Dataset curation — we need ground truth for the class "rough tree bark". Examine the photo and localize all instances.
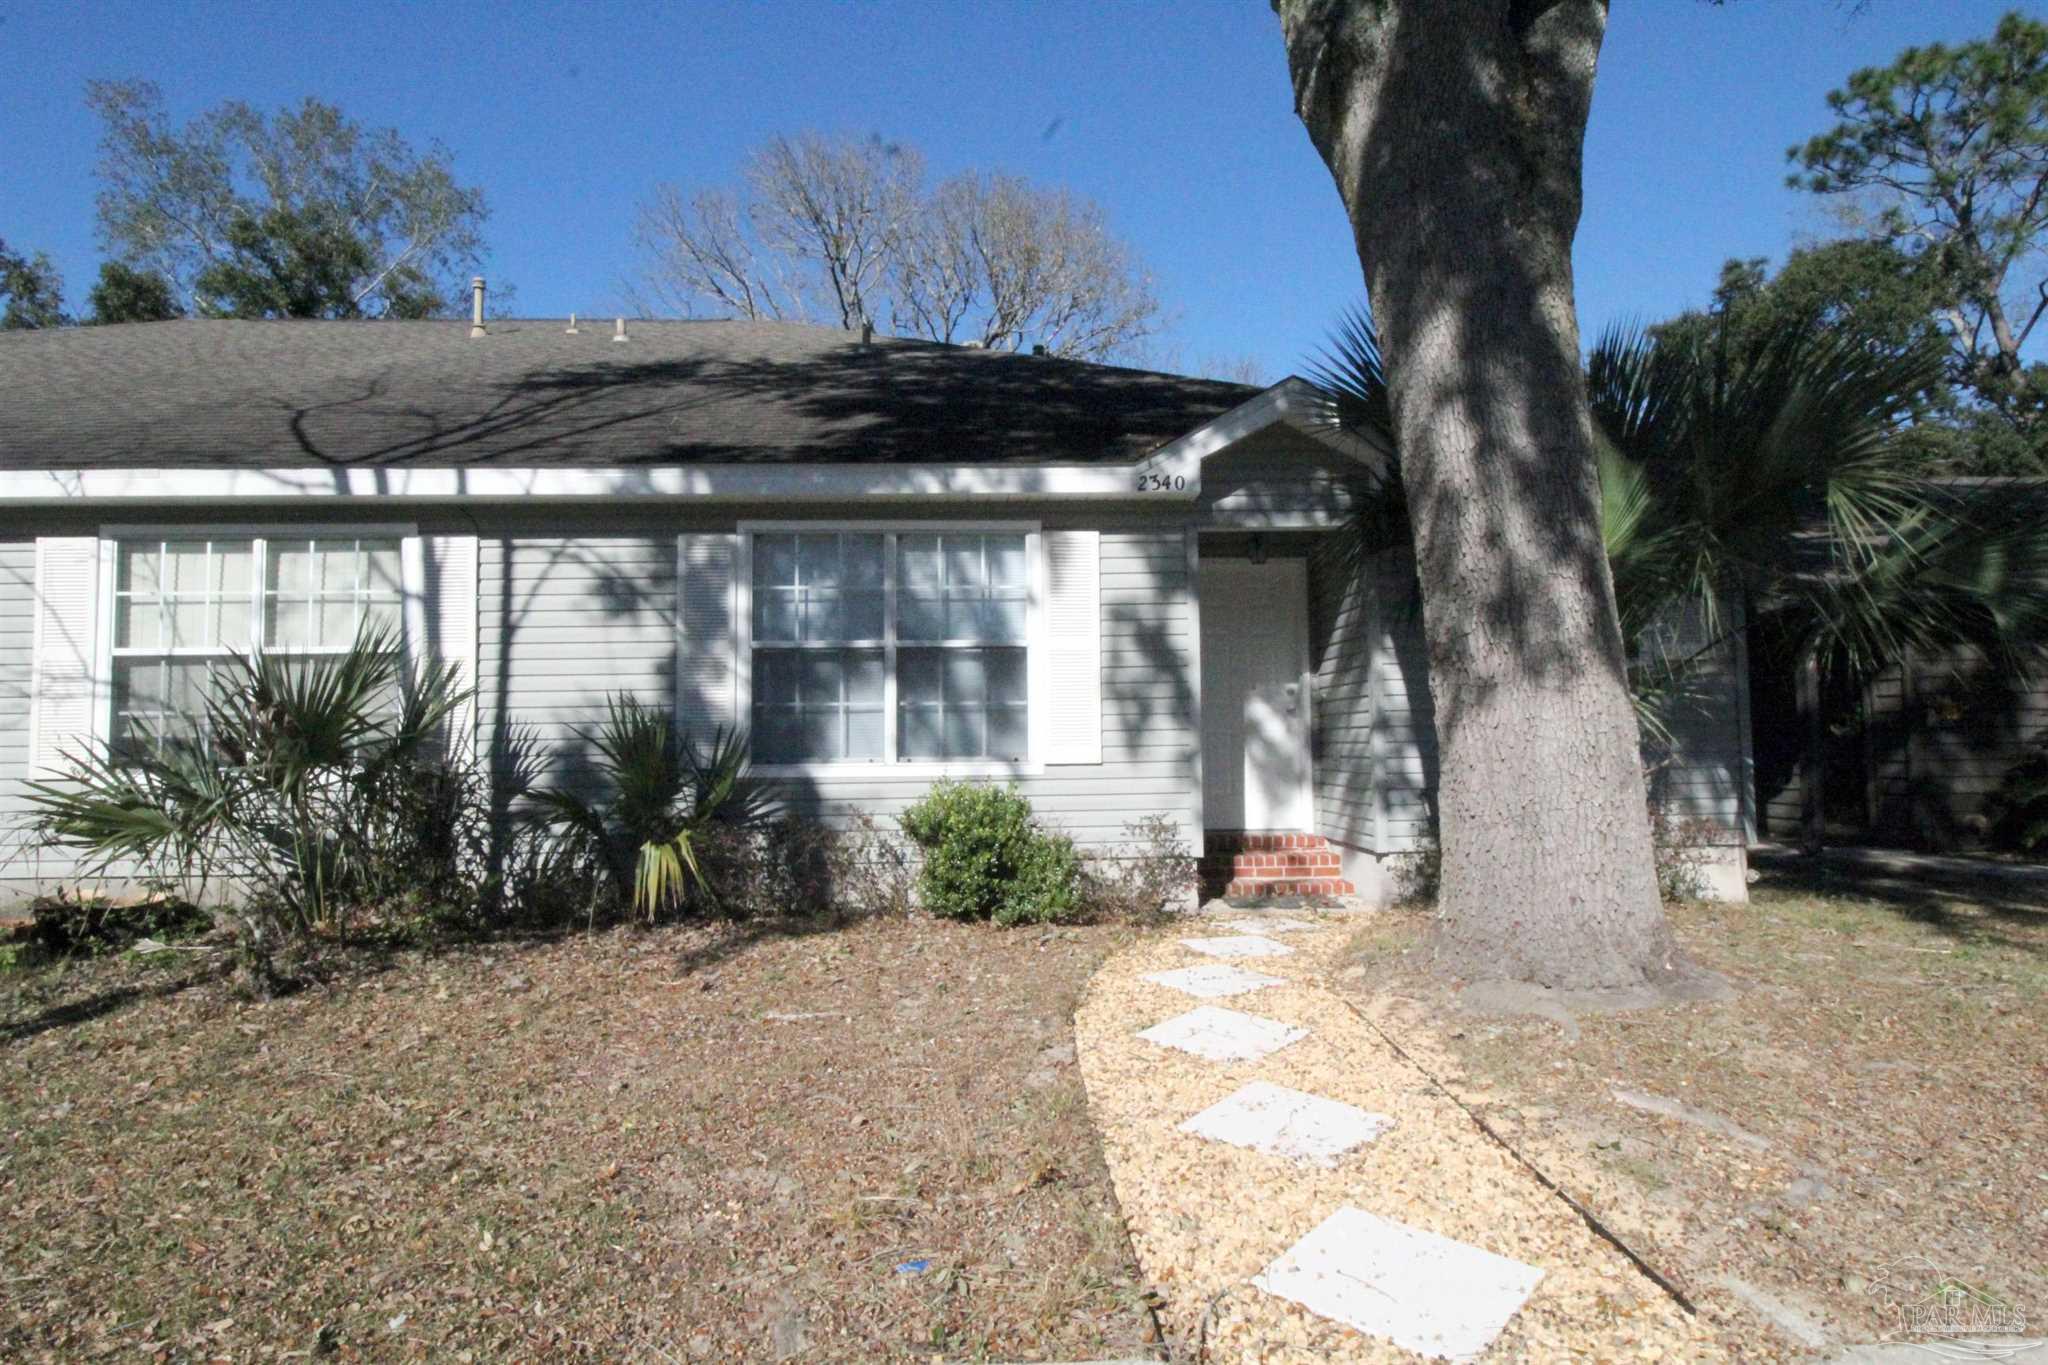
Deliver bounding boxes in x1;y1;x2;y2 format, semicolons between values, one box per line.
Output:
1274;0;1686;989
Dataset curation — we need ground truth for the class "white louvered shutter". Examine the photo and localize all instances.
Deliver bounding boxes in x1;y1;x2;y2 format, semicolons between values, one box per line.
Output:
676;533;739;743
428;535;480;759
30;537;103;779
1041;530;1102;765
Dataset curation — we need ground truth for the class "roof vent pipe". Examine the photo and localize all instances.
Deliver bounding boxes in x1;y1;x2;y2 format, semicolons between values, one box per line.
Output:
469;277;486;338
1031;343;1046;356
860;320;874;346
565;312;579;335
613;317;629;344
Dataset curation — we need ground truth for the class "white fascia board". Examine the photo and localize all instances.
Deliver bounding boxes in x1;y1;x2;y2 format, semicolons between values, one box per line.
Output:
1137;376;1390;487
0;380;1386;507
0;462;1165;506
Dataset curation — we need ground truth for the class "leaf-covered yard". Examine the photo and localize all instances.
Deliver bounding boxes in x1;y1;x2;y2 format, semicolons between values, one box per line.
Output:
1341;860;2047;1355
0;916;1158;1362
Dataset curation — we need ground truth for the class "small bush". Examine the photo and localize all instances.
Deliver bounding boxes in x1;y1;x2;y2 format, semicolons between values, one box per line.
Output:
1083;815;1197;921
1390;844;1440;906
686;817;846;921
1002;828;1084;926
24;888;211;957
1648;803;1721;902
898;781;1082;925
839;813;917;918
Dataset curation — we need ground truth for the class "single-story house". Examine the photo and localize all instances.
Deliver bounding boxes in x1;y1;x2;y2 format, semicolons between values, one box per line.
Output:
0;308;1755;905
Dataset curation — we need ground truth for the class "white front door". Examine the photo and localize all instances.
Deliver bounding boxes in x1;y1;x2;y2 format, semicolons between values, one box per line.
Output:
1199;557;1313;831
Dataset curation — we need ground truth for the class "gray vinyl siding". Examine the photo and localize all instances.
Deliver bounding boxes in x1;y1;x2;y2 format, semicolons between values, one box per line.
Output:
1308;539;1373;852
476;534;678;789
466;523;1195;855
1307;543;1438;856
754;528;1198;853
1862;647;2045;842
1197;427;1362;528
1642;605;1752;845
1309;544;1750;855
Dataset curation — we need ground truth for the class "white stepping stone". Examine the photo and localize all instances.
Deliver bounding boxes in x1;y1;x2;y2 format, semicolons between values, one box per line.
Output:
1254;1207;1544;1360
1181;934;1294;959
1141;964;1288;999
1178;1081;1394;1166
1137;1006;1308;1062
1219;915;1317;934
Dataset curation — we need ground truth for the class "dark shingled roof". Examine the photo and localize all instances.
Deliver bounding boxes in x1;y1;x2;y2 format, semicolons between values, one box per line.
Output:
0;318;1257;470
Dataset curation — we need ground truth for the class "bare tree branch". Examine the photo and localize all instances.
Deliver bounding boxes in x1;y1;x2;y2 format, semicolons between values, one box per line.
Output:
632;133;1162;362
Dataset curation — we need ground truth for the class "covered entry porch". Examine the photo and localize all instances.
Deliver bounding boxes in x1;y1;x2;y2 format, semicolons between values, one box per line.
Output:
1195;530;1378;902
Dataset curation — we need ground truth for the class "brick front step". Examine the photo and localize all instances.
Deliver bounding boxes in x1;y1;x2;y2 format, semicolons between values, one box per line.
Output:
1218;878;1354;899
1201;831;1355;901
1200;852;1341;875
1206;831;1331;853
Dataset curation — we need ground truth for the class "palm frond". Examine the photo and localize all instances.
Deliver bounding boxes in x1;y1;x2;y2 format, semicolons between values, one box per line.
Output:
634;830;705;922
1305;301;1394;449
1306;302;1416;607
685;726;769;828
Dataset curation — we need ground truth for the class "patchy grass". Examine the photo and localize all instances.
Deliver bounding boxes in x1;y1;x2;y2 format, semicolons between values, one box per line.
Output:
0;916;1158;1362
1340;864;2047;1353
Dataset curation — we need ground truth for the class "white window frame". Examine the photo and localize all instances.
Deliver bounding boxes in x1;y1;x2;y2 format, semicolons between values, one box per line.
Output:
737;520;1045;778
92;522;421;753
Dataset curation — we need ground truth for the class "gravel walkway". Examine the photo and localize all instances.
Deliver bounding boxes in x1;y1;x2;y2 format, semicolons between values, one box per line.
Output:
1074;915;1726;1362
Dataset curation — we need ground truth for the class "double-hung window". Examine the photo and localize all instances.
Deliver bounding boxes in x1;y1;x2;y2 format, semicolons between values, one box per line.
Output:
109;535;404;755
747;528;1033;767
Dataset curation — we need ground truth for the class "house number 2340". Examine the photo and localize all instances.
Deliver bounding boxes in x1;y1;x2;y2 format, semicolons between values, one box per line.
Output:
1136;472;1186;491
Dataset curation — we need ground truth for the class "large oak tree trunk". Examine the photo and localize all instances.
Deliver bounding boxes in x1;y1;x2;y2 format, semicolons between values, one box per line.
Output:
1276;0;1683;988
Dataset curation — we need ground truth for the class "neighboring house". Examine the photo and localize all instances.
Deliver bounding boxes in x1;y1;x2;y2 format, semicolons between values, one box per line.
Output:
1752;481;2048;849
0;312;1754;904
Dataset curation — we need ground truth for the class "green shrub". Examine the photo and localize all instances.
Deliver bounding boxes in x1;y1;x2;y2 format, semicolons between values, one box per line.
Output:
1002;827;1084;926
898;781;1082;925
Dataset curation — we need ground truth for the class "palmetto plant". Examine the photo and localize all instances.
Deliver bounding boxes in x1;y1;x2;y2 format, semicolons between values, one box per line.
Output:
527;697;765;921
1314;303;2048;737
1586;316;2048;686
27;624;470;938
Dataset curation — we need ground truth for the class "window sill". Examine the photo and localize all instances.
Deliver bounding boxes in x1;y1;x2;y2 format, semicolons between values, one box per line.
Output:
749;759;1045;781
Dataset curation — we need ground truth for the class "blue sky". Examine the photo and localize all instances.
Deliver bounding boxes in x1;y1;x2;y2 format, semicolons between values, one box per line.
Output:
0;0;2032;379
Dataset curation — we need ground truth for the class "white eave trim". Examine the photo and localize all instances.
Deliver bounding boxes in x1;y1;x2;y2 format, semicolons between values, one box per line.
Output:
0;376;1385;506
0;463;1159;506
